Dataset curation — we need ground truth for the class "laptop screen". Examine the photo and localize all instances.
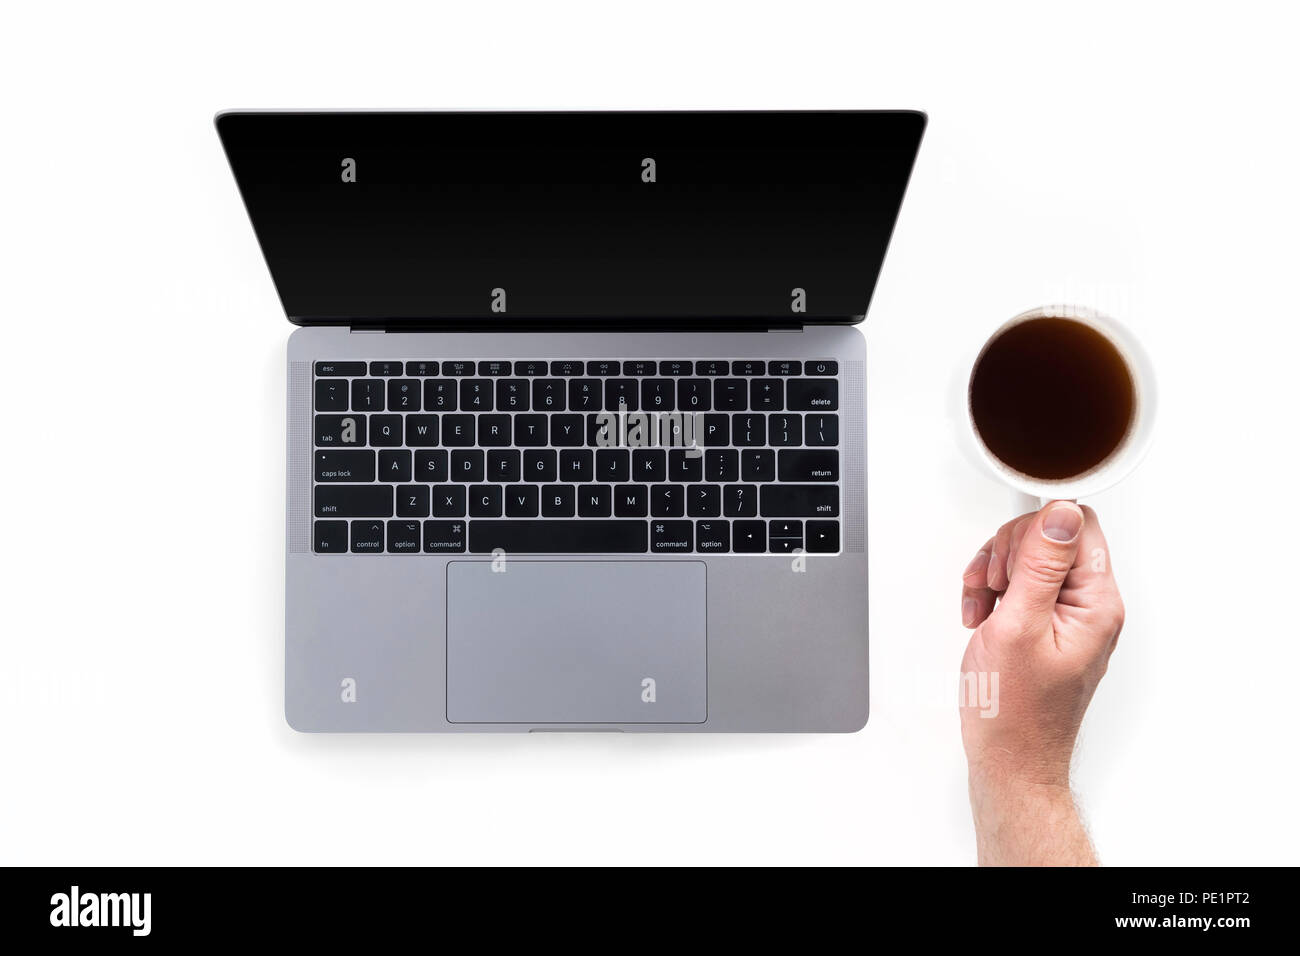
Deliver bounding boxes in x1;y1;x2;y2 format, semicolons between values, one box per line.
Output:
217;111;924;325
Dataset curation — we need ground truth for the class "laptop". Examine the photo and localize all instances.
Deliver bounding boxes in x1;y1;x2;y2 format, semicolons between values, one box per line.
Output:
217;110;925;732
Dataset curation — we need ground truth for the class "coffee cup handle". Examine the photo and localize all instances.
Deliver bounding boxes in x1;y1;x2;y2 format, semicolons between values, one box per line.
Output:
1012;491;1076;514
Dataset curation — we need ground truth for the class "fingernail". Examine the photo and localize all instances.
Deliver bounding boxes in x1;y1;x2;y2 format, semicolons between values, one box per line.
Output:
962;596;977;627
963;550;989;580
1042;503;1083;542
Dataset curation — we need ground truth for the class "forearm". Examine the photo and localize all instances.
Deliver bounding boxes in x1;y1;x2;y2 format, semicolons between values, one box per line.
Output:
968;769;1098;866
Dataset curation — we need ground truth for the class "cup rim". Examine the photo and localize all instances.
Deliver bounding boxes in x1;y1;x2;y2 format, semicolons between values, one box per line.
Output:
965;305;1158;499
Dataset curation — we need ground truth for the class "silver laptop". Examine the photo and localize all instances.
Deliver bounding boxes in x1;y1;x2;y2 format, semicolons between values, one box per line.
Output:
217;110;924;732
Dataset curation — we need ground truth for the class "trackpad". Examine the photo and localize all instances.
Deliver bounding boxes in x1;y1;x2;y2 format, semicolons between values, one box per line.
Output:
447;561;706;724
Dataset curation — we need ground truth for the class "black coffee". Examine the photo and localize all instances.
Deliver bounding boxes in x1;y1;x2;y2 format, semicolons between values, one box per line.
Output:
969;317;1135;480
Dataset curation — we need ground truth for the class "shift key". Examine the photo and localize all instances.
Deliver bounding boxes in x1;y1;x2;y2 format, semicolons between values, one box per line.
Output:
314;485;393;518
760;485;839;517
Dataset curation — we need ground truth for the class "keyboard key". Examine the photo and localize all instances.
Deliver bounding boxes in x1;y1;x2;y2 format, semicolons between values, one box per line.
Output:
549;360;584;377
701;414;730;446
315;485;392;518
315;450;375;482
733;414;766;446
524;449;556;482
723;484;758;517
478;360;512;376
314;379;348;411
386;520;422;553
504;485;539;517
586;360;620;376
405;360;439;377
759;485;839;517
687;485;721;518
488;449;521;482
315;361;365;377
315;414;366;447
469;485;503;517
424;379;457;411
651;520;693;553
369;361;403;377
568;378;601;411
668;449;703;482
378;449;412;482
769;413;802;447
769;519;804;553
451;450;484;482
633;448;666;482
415;449;448;482
623;361;655;376
460;379;493;411
733;360;764;377
713;379;746;410
532;379;566;411
432;485;467;517
614;484;648;517
514;415;548;446
733;520;766;553
749;379;783;411
786;378;838;410
806;520;840;553
441;361;474;376
604;379;638;411
677;378;711;411
496;378;529;410
540;485;575;517
651;484;685;518
805;413;839;446
551;415;584;446
705;449;739;482
477;415;511;446
597;448;630;482
442;415;476;446
469;520;647;554
313;520;348;553
696;520;730;553
423;520;467;553
396;485;430;517
587;413;614;447
741;449;776;482
695;360;729;376
778;449;839;482
351;379;385;411
405;415;439;446
577;484;612;517
768;360;802;376
351;520;385;553
514;360;547;376
658;360;692;376
369;415;403;447
388;378;420;410
560;449;593;482
641;379;674;411
806;360;838;376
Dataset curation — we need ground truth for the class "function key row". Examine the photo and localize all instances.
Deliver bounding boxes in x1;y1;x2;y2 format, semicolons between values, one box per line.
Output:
316;376;837;413
315;359;838;378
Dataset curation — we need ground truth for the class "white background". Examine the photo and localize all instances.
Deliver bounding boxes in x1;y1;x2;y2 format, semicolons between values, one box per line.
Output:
3;1;1297;865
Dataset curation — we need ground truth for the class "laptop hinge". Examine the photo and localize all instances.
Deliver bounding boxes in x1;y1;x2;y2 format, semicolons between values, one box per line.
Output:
337;319;816;334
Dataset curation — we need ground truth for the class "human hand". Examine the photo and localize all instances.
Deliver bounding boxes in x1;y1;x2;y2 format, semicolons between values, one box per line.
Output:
958;501;1125;864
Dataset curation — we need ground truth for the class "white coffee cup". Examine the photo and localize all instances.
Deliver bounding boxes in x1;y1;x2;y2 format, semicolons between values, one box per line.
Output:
961;305;1157;513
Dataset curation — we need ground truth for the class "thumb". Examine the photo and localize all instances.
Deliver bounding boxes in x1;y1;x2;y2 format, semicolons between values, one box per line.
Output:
997;500;1085;633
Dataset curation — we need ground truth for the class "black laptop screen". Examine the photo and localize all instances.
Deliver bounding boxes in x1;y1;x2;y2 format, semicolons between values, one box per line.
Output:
216;111;924;325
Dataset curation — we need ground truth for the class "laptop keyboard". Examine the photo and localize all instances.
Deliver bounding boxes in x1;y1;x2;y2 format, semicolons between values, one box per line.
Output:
311;360;842;555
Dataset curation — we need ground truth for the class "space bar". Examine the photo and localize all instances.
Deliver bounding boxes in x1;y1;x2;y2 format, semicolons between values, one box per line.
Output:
469;521;648;554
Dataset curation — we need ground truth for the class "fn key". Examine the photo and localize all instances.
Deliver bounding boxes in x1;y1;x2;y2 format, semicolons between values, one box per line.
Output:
313;520;347;553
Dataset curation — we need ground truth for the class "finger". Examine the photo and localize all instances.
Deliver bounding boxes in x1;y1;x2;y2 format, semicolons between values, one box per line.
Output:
987;513;1030;591
1057;505;1116;603
1004;514;1034;581
962;539;993;588
962;583;998;628
996;500;1086;634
